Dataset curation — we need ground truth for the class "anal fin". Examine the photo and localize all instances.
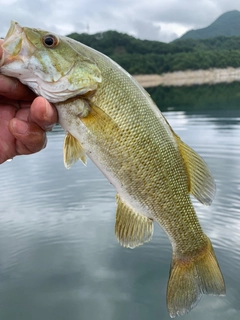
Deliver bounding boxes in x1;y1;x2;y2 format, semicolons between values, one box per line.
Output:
63;133;87;169
115;195;153;249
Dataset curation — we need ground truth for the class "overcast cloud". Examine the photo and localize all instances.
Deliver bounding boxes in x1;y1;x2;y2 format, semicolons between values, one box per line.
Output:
0;0;240;42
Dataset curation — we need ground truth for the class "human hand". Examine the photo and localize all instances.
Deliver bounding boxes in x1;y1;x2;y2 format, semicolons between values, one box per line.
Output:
0;41;58;164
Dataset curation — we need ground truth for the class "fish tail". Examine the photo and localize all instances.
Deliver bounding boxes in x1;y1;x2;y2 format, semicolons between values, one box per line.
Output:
167;237;225;318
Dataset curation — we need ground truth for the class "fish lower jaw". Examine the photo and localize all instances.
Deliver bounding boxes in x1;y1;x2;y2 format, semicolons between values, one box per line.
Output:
0;59;25;76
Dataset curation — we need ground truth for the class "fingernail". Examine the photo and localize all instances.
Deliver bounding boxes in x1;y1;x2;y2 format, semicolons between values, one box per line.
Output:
45;100;54;119
12;119;28;134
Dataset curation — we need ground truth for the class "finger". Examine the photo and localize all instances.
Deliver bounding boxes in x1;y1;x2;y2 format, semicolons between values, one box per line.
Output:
14;108;30;121
0;74;36;100
0;96;20;108
9;118;47;154
0;130;15;164
29;96;58;131
0;105;17;164
0;139;15;164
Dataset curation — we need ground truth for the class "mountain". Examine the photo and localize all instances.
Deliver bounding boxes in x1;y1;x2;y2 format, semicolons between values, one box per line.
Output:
66;17;240;75
67;30;169;56
179;10;240;40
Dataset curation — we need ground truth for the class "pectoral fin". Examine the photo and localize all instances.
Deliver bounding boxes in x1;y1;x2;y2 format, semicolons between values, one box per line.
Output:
80;104;118;135
172;131;216;205
63;133;87;169
115;195;153;248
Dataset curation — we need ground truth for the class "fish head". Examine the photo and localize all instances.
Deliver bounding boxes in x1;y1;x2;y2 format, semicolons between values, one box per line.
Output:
0;21;102;103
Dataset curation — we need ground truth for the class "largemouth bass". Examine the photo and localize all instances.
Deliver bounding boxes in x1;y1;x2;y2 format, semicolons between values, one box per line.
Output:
0;21;225;317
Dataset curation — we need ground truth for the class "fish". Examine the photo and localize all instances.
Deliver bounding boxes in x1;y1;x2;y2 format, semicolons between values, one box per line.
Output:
0;21;225;317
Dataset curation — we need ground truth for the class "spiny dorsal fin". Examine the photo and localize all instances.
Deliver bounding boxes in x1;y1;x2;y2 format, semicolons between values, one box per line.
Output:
63;133;87;169
115;195;154;249
172;131;216;205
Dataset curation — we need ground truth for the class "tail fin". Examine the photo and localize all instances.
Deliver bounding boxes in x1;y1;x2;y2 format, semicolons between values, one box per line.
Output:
167;238;225;318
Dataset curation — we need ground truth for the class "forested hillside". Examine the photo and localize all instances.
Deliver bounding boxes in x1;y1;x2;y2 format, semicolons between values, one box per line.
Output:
68;30;240;74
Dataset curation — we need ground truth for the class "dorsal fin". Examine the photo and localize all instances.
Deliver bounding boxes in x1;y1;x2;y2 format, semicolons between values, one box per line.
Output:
172;131;216;205
115;195;154;248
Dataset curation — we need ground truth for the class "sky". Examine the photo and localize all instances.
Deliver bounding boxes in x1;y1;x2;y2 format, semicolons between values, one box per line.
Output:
0;0;240;42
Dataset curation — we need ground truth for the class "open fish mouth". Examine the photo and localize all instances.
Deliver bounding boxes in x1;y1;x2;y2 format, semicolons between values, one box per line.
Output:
4;21;23;40
0;21;35;67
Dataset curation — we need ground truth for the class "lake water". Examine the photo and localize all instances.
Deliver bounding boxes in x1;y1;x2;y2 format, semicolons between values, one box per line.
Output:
0;83;240;320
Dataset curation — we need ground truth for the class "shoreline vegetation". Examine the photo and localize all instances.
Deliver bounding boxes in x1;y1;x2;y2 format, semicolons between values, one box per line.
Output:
133;68;240;88
68;30;240;86
68;32;240;78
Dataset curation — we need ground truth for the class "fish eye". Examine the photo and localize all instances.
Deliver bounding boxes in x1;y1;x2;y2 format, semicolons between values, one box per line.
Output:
42;34;59;48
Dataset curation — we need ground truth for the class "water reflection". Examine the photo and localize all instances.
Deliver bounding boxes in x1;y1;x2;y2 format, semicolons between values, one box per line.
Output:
147;82;240;115
0;84;240;319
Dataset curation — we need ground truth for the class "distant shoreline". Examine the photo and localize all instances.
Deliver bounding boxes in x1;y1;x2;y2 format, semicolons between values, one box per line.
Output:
133;68;240;88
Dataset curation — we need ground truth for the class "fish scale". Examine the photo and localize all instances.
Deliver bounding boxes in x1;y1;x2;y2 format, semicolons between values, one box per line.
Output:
0;21;225;318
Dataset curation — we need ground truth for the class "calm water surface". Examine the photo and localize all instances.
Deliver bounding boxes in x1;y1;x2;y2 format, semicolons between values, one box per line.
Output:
0;87;240;320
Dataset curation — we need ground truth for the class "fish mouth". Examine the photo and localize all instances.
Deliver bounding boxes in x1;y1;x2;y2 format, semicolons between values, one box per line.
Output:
0;21;35;67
